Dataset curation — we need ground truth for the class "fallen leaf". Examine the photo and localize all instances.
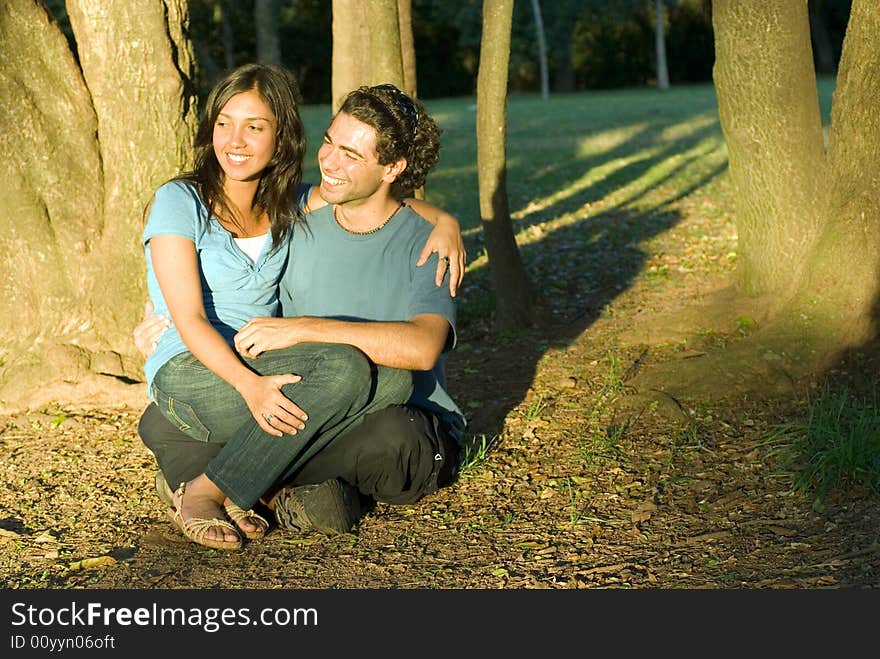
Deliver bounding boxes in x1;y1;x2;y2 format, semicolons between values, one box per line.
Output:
631;500;657;523
68;556;116;572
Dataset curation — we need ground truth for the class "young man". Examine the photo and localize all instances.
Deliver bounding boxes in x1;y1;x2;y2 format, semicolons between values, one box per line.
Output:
137;84;465;535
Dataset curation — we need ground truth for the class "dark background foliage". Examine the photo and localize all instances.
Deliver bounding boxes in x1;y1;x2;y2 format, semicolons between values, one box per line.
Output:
43;0;851;105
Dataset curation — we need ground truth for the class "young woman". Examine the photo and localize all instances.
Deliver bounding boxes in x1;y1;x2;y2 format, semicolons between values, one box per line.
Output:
143;64;464;550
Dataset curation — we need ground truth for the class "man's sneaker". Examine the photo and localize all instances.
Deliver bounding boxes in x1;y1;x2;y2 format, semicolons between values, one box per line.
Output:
273;478;361;536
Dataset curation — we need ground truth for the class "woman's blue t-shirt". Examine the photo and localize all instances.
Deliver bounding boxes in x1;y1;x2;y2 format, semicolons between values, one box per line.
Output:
141;180;291;387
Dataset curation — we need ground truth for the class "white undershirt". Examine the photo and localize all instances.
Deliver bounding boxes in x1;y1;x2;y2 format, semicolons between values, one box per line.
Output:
234;233;268;262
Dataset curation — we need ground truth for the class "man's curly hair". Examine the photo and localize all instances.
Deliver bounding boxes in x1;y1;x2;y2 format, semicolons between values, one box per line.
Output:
338;84;441;197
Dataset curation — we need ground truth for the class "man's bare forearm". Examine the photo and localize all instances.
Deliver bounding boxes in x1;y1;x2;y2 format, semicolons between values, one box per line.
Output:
235;314;448;371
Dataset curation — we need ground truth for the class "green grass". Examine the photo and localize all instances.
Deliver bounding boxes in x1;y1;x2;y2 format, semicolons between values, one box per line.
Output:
458;433;497;476
300;83;733;233
763;386;880;510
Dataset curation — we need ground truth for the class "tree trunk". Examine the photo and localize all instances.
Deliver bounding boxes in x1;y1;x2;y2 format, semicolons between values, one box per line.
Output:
789;0;880;349
254;0;282;66
712;1;826;300
367;0;404;87
398;0;417;98
476;0;551;331
331;0;368;113
654;0;670;90
626;1;880;405
530;0;549;100
0;0;196;412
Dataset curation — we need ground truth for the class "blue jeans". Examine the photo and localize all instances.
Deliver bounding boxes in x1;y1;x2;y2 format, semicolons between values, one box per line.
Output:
151;342;412;508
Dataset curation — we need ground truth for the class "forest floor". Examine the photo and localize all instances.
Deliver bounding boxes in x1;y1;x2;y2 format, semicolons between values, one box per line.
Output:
1;187;879;591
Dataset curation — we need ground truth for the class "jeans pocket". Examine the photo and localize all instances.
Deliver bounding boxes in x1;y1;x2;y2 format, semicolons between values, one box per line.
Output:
150;383;211;442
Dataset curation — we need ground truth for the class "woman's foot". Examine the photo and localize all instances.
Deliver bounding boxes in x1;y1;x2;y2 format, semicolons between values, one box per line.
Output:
224;499;270;540
169;475;241;550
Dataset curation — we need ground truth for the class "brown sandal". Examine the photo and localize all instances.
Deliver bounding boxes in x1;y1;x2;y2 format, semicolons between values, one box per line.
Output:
223;501;270;540
167;482;242;551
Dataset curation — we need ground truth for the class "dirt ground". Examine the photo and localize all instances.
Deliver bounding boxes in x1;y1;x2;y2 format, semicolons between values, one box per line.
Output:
1;201;879;590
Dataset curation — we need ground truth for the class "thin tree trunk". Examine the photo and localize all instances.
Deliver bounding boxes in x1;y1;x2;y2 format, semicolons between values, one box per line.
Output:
477;0;550;330
530;0;549;100
654;0;670;90
254;0;282;66
398;0;417;97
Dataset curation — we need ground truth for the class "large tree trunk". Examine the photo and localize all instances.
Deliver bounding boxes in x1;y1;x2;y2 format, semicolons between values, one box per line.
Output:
476;0;551;331
789;0;880;348
254;0;282;66
331;0;368;113
713;1;826;300
0;0;196;412
625;0;880;407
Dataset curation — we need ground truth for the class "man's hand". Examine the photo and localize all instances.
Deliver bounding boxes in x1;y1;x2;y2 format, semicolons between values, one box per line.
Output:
235;317;299;359
133;300;170;359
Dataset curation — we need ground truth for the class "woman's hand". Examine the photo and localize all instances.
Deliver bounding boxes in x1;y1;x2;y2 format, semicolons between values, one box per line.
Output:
413;208;466;297
133;300;170;359
238;372;308;438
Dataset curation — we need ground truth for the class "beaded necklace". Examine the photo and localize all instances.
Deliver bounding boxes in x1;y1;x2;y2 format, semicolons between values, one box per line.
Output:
333;202;404;235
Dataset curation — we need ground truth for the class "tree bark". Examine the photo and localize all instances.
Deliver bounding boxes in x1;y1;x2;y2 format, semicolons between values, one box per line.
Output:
254;0;282;66
331;0;368;113
626;1;880;405
712;1;825;300
0;0;196;412
367;0;404;87
398;0;417;98
789;0;880;348
476;0;551;331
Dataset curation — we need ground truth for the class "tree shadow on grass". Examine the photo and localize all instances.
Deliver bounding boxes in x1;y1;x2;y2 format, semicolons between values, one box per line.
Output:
448;114;727;453
449;204;683;451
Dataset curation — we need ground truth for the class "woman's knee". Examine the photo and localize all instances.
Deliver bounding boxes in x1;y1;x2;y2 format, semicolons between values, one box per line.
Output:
315;343;371;389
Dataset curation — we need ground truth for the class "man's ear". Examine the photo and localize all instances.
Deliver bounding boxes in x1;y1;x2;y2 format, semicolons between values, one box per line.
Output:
383;158;407;183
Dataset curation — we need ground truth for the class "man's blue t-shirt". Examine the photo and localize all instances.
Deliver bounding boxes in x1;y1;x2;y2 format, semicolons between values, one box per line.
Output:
279;201;466;442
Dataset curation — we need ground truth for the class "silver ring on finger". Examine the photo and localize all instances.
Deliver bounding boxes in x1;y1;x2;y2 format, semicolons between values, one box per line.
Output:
264;413;274;423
